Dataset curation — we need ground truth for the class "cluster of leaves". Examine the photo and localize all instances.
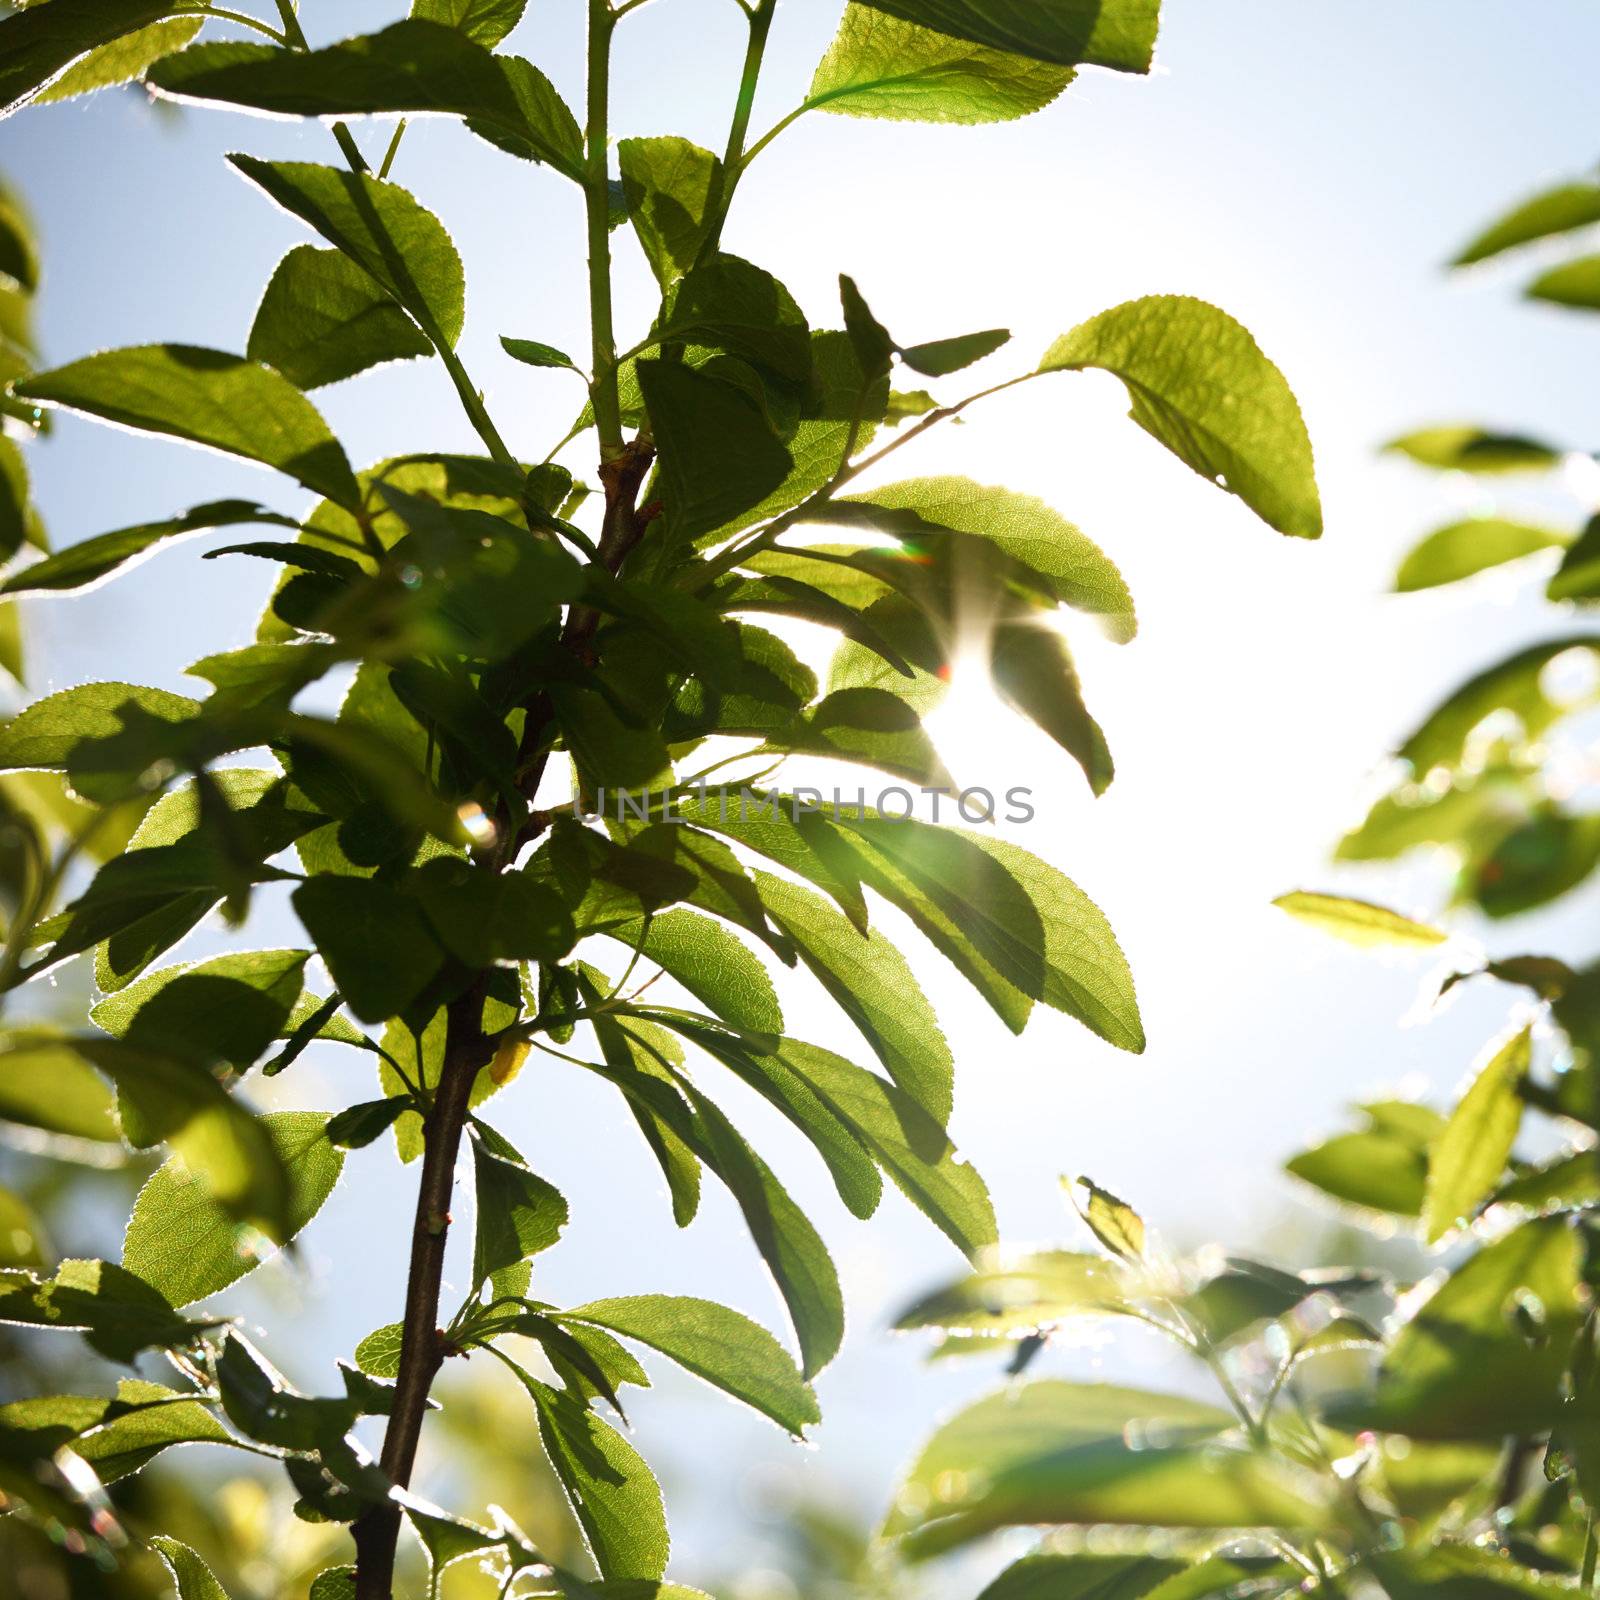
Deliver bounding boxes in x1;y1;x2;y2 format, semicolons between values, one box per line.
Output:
0;1;1322;1597
878;166;1600;1600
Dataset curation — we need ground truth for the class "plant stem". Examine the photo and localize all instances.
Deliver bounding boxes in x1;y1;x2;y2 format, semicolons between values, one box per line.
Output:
584;0;624;461
1583;1516;1596;1591
697;0;776;263
351;981;492;1600
350;445;655;1599
197;6;289;43
437;342;518;470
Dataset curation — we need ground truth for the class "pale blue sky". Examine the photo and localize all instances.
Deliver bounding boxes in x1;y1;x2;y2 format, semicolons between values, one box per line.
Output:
5;3;1600;1589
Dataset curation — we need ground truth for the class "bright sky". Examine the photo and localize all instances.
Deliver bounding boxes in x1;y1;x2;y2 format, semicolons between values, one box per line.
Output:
7;1;1600;1589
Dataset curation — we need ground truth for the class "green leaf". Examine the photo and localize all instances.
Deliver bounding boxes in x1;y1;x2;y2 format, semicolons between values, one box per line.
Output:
1453;180;1600;266
229;157;464;349
249;245;432;391
899;327;1010;376
151;23;583;180
851;0;1159;71
1421;1026;1530;1244
471;1131;568;1288
0;500;299;599
1285;1100;1442;1218
636;360;791;549
1528;254;1600;311
779;1039;996;1258
1394;516;1570;592
755;870;953;1123
0;1035;293;1234
412;0;528;48
606;910;781;1035
509;1364;670;1581
410;856;576;966
1072;1176;1145;1261
34;16;201;104
354;1322;405;1378
0;1034;120;1145
961;832;1144;1051
1550;515;1600;602
90;948;309;1073
990;621;1113;794
16;346;360;510
1333;1217;1583;1438
2;1379;233;1483
149;1535;233;1600
291;877;444;1023
894;1248;1126;1335
1271;891;1448;949
885;1380;1325;1558
658;256;812;383
0;1257;201;1364
777;686;951;787
1385;425;1561;475
326;1098;407;1149
502;336;579;370
122;1111;344;1308
617;137;720;287
404;1500;503;1576
977;1553;1186;1600
0;0;176;115
682;1079;843;1378
1396;635;1600;773
809;5;1074;124
1040;296;1320;539
560;1295;818;1436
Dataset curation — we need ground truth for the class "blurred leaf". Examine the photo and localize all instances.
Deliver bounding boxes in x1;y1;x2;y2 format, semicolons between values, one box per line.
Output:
16;345;360;509
895;1249;1126;1335
1333;1217;1583;1438
1072;1176;1145;1261
1286;1100;1443;1218
1422;1027;1530;1243
122;1111;344;1308
1528;254;1600;310
1385;425;1562;475
1272;890;1448;948
977;1552;1186;1600
1395;517;1570;592
1453;180;1600;265
886;1380;1326;1557
1040;295;1321;538
809;6;1075;123
1550;514;1600;601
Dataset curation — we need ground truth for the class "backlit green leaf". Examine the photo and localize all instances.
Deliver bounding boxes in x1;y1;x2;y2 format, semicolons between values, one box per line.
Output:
617;137;720;287
1453;181;1600;266
229;158;465;349
1385;425;1561;475
561;1294;818;1436
34;17;201;105
1272;891;1448;949
122;1112;344;1307
851;0;1159;71
16;346;360;509
471;1130;568;1288
412;0;528;48
809;6;1073;124
1421;1026;1530;1244
1528;254;1600;311
1040;296;1320;538
149;1535;233;1600
1394;516;1570;592
249;245;432;390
